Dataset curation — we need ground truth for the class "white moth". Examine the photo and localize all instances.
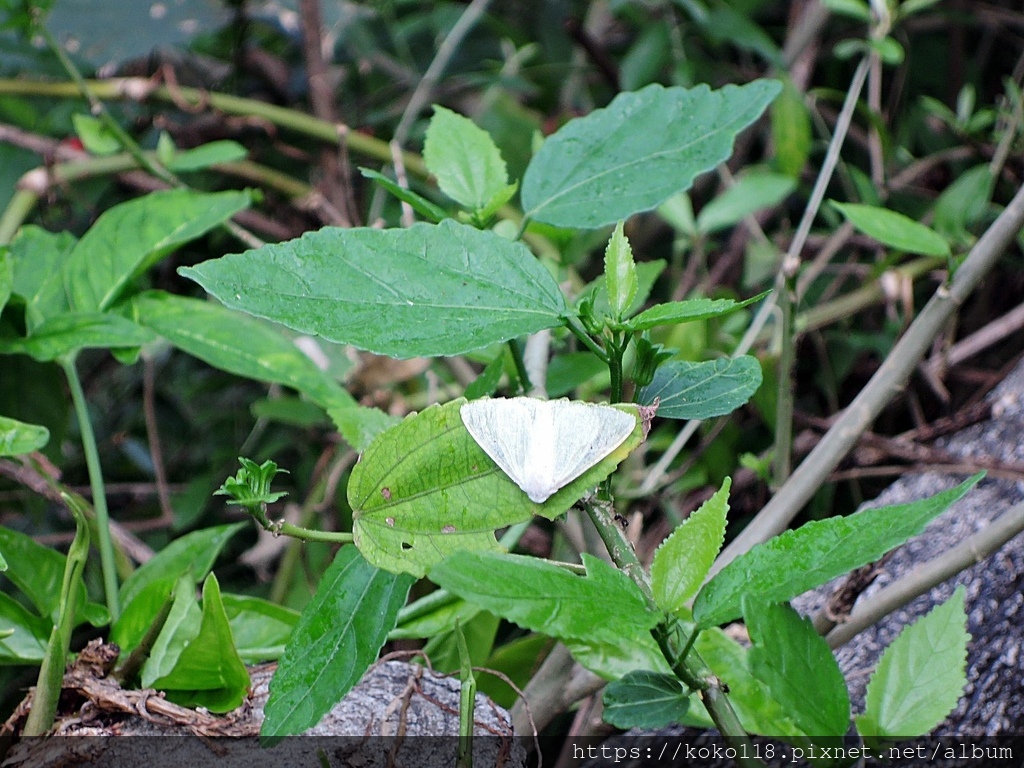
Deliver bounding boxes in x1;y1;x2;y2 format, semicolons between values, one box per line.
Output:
460;397;636;503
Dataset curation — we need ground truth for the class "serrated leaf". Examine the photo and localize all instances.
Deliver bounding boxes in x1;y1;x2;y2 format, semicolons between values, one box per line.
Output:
166;140;248;172
832;202;950;257
626;293;766;332
745;598;850;738
603;670;692;729
430;552;658;644
262;546;413;737
181;220;568;359
424;106;509;211
696;171;795;233
856;587;969;740
565;631;671;681
693;475;982;627
64;189;251;313
119;523;245;609
578;259;666;322
604;223;637;320
521;80;782;228
359;168;448;223
651;479;730;613
147;574;250;713
129;292;386;451
0;312;156;362
350;399;642;577
638;357;763;420
0;415;49;456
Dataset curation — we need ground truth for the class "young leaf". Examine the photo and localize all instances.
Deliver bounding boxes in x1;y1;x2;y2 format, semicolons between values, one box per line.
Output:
0;415;49;457
932;165;994;244
146;574;250;713
71;113;121;155
832;202;951;257
63;189;251;313
638;357;763;420
141;573;203;687
771;79;812;178
693;474;982;627
350;399;642;577
577;259;666;322
603;670;692;729
625;293;766;332
521;80;782;229
423;105;510;212
0;313;156;362
262;546;413;737
856;587;969;741
181;220;568;359
166;140;248;172
744;598;850;739
359;167;448;223
651;479;730;614
604;223;638;320
429;552;659;644
119;523;245;610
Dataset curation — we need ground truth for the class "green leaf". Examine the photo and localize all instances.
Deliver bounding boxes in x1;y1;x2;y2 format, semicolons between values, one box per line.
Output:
0;526;105;627
932;165;994;244
325;403;399;453
638;357;763;420
603;670;692;729
547;352;609;398
180;220;568;359
147;574;250;713
745;598;850;739
130;292;357;410
430;552;658;645
166;140;248;172
626;293;766;332
110;577;176;654
359;168;448;223
856;587;969;741
771;80;812;178
119;522;245;610
832;202;950;257
0;312;156;362
141;573;202;687
423;105;510;212
0;415;49;456
696;172;795;234
651;479;730;614
565;631;671;681
693;474;982;627
820;0;871;21
71;113;121;155
222;594;299;664
0;249;11;316
577;259;666;322
392;591;483;641
0;592;49;664
349;400;642;577
521;80;782;229
262;546;413;737
604;223;638;320
64;189;251;313
463;354;506;400
8;226;77;331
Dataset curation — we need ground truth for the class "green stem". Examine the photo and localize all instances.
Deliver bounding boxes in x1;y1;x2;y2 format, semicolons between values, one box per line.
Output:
34;20;177;187
0;189;36;245
507;339;532;394
274;520;353;544
564;316;609;362
773;272;796;487
607;332;626;404
23;494;90;736
61;357;119;619
581;498;760;762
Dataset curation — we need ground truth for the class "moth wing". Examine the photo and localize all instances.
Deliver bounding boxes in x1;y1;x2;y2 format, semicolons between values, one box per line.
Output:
547;402;636;489
460;398;535;491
